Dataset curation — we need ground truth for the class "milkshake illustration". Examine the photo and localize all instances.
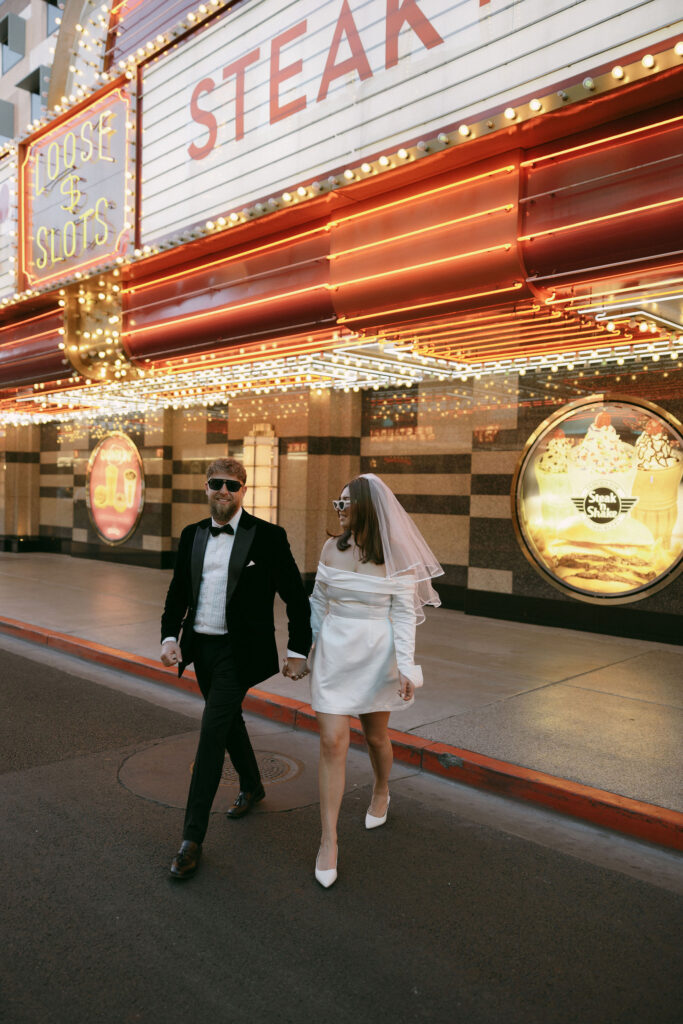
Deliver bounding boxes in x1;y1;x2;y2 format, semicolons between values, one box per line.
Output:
104;463;119;505
534;429;574;530
569;411;636;497
124;468;138;508
630;419;683;548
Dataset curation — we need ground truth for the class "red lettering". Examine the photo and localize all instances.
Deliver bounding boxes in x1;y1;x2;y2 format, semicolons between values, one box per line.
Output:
385;0;444;69
223;48;260;141
270;21;307;125
317;0;372;103
188;77;218;160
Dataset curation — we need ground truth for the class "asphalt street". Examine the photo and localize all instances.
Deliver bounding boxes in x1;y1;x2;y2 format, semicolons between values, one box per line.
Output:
1;642;682;1024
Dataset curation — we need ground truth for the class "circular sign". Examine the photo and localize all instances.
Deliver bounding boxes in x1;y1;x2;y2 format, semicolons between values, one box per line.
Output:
511;396;683;604
86;432;145;545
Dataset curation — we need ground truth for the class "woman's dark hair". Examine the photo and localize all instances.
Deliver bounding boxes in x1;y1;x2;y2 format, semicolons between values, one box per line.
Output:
336;476;384;564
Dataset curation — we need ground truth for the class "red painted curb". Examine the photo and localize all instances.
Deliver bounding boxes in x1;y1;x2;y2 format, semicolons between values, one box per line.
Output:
1;615;681;852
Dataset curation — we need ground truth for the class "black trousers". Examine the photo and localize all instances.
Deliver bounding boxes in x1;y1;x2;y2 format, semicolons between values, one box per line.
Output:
183;633;261;844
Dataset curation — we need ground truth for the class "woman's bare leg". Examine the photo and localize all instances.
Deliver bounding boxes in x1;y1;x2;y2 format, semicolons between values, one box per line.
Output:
359;711;392;817
316;712;350;869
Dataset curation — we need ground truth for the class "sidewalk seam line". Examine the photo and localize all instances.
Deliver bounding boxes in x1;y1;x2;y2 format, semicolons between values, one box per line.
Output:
560;681;682;711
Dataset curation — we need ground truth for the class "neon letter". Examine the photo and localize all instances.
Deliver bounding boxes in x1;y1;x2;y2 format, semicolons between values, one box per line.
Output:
60;174;82;215
49;227;61;265
63;131;77;169
98;111;116;162
35;226;48;269
47;141;60;181
188;77;218;160
94;196;109;245
80;207;95;249
385;0;444;69
63;220;77;258
223;49;259;141
270;21;307;125
80;120;94;163
317;0;372;103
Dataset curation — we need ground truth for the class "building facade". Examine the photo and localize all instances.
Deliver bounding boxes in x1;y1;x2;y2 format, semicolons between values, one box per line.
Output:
0;0;682;643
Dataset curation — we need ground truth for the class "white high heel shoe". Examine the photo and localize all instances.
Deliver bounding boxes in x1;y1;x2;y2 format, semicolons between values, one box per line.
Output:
315;847;338;888
365;794;390;829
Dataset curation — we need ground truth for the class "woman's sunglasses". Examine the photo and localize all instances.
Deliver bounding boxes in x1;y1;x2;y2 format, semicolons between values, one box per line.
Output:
332;499;354;511
207;478;243;492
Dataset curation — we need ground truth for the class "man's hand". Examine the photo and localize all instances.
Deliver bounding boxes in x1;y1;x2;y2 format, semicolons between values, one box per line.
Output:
282;657;309;680
161;640;182;667
398;672;414;702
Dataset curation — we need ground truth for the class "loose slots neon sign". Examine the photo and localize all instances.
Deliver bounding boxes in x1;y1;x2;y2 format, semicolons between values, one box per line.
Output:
21;87;132;287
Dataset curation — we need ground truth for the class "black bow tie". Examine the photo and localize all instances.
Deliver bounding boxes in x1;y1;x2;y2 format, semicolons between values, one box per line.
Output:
210;523;234;537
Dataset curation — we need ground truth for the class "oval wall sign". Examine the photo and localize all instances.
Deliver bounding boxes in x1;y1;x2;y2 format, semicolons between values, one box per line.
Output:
86;432;145;545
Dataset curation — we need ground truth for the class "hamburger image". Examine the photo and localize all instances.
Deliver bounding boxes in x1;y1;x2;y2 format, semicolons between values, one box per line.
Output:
540;515;660;593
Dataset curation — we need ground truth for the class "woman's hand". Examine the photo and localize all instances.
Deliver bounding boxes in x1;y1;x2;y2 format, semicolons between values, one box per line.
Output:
282;657;309;681
398;672;414;701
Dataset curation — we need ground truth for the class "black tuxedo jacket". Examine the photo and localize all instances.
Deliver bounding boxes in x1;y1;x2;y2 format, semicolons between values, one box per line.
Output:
161;511;311;687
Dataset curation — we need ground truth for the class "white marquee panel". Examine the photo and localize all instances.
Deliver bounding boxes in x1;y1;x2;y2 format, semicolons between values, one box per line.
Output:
140;0;682;243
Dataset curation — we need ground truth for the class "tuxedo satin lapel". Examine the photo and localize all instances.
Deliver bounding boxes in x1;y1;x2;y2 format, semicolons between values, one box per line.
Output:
190;522;210;605
225;514;256;608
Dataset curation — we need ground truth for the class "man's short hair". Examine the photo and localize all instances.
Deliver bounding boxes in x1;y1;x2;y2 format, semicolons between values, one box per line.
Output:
206;457;247;484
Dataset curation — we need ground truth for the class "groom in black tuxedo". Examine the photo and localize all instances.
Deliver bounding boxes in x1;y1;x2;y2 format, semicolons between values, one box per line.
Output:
160;457;311;878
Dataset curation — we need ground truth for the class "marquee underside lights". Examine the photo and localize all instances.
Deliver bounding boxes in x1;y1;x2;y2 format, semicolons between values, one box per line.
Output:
2;307;681;427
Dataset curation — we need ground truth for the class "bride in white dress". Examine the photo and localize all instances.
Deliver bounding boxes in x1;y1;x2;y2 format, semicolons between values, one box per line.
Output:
308;474;443;887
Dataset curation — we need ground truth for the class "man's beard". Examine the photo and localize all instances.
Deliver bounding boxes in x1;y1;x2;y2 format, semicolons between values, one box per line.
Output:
209;495;235;523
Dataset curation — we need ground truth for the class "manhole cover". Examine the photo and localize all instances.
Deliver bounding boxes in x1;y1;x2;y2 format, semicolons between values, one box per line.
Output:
219;751;302;786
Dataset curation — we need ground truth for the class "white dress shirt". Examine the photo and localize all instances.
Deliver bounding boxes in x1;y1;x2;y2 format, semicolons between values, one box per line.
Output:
163;506;305;659
194;508;242;634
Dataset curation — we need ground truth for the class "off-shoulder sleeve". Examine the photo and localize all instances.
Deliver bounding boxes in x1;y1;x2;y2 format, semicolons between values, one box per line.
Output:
388;583;423;688
309;574;329;642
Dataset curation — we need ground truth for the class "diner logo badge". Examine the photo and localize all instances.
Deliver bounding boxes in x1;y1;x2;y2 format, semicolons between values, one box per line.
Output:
571;484;638;531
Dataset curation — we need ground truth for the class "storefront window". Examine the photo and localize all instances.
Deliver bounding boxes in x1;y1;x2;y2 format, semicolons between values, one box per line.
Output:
513;396;683;603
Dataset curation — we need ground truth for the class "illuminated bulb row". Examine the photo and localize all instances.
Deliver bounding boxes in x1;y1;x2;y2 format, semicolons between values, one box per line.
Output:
3;341;681;427
0;25;681;308
150;39;683;255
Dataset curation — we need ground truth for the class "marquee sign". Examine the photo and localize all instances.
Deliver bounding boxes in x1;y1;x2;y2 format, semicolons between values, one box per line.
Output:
512;396;683;604
86;431;145;545
140;0;680;243
20;86;133;288
0;153;17;300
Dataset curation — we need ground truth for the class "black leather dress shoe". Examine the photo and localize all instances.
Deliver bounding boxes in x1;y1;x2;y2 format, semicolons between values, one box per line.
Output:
226;784;266;819
169;840;201;879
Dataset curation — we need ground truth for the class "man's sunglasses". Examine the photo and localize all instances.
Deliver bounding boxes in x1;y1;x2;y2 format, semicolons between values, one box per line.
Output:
332;499;354;511
207;478;243;492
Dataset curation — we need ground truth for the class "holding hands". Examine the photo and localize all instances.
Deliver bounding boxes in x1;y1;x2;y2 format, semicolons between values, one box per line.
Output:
282;657;309;681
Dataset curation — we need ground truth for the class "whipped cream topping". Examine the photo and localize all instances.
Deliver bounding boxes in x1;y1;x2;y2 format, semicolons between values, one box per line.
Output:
538;435;574;473
636;429;679;469
572;422;633;473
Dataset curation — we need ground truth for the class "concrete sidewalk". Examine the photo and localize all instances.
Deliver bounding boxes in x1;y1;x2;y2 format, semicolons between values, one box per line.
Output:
1;552;681;848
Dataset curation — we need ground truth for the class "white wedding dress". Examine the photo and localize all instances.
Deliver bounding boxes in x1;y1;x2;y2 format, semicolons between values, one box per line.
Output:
308;563;423;716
